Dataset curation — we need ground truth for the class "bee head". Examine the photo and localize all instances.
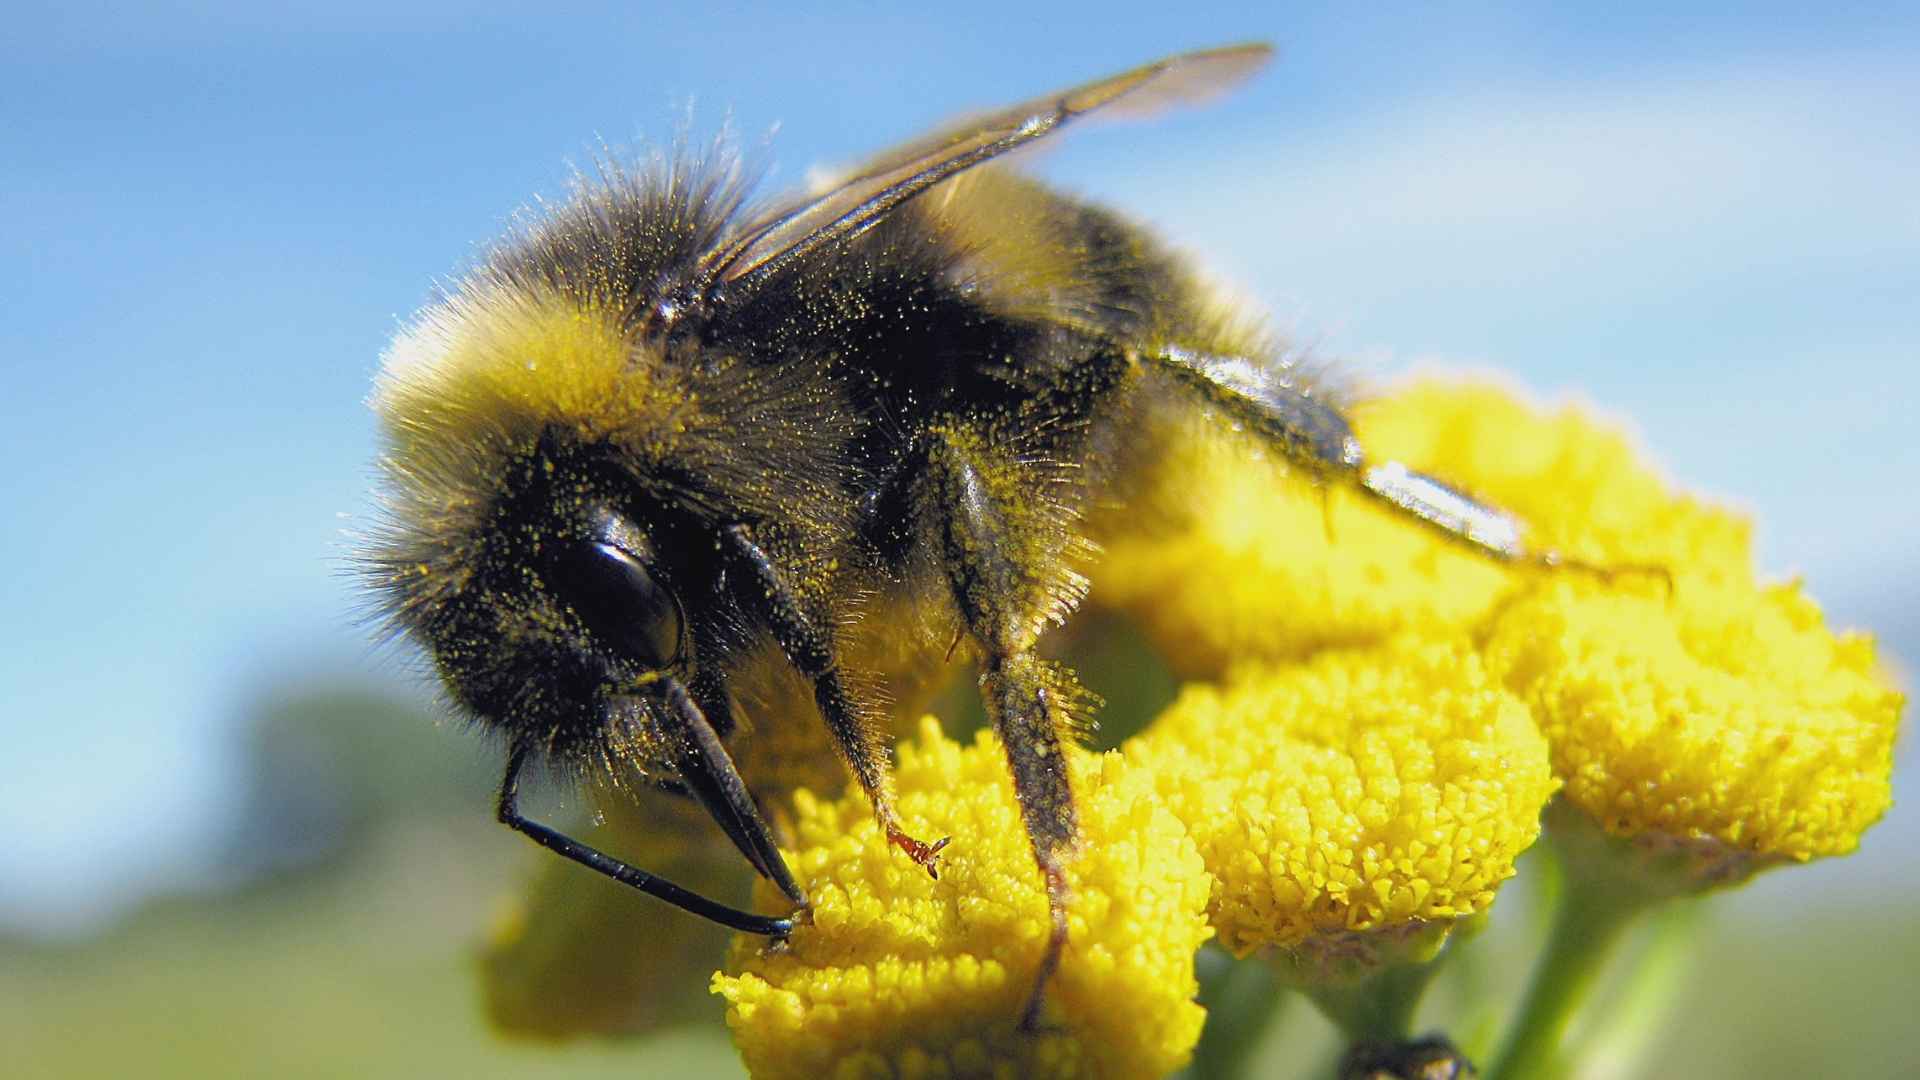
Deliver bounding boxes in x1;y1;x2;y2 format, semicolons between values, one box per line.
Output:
364;164;863;766
364;281;716;764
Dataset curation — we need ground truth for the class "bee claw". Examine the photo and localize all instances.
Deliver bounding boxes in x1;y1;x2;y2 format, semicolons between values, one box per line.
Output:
888;827;952;878
1539;551;1676;598
1017;1007;1064;1036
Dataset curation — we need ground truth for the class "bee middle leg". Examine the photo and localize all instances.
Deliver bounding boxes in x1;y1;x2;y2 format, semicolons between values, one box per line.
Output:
918;428;1092;1031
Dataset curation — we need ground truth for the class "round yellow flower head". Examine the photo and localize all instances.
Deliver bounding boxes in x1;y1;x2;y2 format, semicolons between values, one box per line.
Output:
714;719;1213;1080
1092;380;1752;675
1125;640;1557;961
1484;578;1900;883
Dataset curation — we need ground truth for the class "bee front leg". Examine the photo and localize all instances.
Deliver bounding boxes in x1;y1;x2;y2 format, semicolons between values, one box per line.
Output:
919;429;1094;1031
495;743;796;938
662;671;809;906
720;524;950;877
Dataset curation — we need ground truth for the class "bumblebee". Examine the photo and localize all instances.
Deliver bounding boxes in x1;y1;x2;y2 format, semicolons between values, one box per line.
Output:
366;43;1570;1023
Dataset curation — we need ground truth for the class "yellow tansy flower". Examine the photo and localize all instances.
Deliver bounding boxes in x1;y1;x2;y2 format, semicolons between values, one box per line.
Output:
1125;640;1557;960
1483;578;1900;880
713;719;1213;1080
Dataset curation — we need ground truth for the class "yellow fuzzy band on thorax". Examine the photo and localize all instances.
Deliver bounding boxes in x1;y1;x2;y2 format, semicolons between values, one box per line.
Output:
373;283;689;479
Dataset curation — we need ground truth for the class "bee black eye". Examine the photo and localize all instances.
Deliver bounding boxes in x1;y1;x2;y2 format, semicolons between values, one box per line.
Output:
545;539;684;670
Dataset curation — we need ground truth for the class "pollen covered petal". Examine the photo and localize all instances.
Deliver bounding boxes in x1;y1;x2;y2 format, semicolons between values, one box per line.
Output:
713;719;1213;1080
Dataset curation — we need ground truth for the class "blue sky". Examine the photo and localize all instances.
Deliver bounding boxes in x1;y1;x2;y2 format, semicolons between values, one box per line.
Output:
2;3;1914;933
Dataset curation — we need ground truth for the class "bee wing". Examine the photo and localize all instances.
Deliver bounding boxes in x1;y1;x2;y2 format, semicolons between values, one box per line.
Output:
704;43;1273;292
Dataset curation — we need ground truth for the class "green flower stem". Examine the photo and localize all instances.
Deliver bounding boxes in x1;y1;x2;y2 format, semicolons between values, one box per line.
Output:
1487;872;1647;1079
1565;900;1700;1077
1307;957;1442;1043
1188;948;1285;1080
1264;920;1461;1074
1488;801;1698;1080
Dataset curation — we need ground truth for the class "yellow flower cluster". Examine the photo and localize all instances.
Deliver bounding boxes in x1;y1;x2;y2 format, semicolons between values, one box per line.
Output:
1093;383;1753;673
1096;380;1898;868
713;719;1213;1080
714;645;1557;1072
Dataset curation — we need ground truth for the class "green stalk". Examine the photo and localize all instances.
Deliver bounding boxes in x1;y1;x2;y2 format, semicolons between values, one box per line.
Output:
1188;949;1285;1080
1307;957;1441;1043
1489;794;1729;1080
1487;871;1647;1080
1565;900;1701;1077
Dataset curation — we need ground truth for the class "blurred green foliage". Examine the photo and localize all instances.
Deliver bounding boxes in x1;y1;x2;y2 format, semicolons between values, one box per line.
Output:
223;686;499;879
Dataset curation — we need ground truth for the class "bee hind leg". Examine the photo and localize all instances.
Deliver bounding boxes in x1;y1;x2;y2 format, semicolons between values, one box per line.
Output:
1152;346;1541;566
980;653;1081;1032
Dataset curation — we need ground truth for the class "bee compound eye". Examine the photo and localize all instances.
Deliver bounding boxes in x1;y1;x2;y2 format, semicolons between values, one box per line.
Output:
544;539;685;670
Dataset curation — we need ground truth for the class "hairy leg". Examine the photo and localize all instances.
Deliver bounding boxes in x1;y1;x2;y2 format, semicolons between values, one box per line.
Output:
919;425;1099;1029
